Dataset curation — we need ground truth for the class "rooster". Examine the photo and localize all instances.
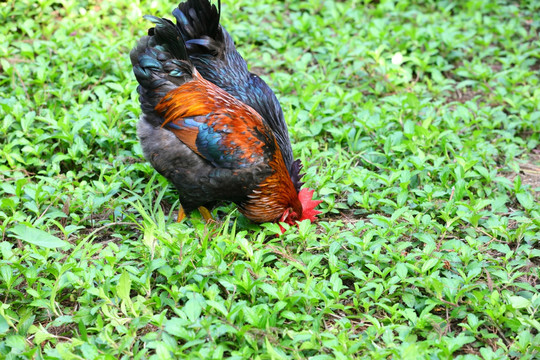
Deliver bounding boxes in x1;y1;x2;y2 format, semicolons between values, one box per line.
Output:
131;7;321;227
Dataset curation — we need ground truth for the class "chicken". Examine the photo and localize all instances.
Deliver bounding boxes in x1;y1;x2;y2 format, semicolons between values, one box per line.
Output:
172;0;303;190
130;14;321;225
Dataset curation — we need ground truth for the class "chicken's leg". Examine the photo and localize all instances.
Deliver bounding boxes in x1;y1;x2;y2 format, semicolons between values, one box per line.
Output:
177;205;186;222
198;206;213;223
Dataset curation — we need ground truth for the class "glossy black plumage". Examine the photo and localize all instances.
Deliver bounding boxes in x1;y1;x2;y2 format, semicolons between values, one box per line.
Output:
173;0;304;191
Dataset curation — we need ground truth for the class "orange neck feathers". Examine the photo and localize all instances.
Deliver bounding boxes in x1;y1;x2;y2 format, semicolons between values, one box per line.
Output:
239;144;302;223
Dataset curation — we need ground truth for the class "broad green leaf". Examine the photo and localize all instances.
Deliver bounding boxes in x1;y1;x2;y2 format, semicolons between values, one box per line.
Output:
80;343;99;360
265;337;288;360
516;192;534;210
396;263;408;279
117;271;131;301
206;300;228;317
0;315;9;334
421;258;439;273
183;298;202;323
6;334;26;352
164;318;189;338
34;327;54;345
508;296;530;309
10;224;69;249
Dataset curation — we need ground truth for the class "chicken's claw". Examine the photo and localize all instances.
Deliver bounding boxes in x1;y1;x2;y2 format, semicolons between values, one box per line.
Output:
198;206;214;223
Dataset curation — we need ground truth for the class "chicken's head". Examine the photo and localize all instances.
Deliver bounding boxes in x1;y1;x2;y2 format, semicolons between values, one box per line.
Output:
279;188;322;233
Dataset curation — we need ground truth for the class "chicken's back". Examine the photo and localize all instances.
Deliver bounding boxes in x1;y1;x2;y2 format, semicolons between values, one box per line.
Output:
173;0;295;177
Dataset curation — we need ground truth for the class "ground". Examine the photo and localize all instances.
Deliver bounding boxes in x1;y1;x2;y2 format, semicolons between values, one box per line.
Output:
0;0;539;359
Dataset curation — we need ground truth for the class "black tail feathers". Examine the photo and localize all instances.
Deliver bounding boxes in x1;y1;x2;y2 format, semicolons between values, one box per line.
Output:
131;15;194;118
144;15;189;61
173;0;224;56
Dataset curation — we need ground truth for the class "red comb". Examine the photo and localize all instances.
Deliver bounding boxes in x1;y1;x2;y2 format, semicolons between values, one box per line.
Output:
298;188;322;221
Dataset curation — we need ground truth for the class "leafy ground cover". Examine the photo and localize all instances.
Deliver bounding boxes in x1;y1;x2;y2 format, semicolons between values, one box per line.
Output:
1;0;539;358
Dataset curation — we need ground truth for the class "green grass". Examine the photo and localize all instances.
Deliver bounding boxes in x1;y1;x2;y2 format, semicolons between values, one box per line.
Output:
1;0;539;358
